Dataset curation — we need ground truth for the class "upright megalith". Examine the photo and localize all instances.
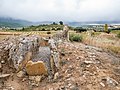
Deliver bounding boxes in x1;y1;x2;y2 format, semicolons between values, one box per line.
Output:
52;25;70;43
63;25;69;41
8;35;40;69
26;61;48;76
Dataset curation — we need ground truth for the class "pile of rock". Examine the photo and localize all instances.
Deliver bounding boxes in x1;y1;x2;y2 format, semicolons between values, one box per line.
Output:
0;34;61;84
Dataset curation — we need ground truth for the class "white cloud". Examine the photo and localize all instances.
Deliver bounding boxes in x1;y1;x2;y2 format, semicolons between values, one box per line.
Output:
0;0;120;22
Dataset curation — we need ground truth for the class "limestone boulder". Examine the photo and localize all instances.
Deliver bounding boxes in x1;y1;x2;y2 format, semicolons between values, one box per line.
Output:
25;61;48;76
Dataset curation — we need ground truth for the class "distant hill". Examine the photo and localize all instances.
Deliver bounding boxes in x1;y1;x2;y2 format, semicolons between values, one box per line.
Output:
67;21;120;27
1;17;120;28
0;17;33;28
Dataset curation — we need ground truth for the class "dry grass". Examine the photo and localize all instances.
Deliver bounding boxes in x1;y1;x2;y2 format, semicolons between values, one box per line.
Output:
1;30;120;55
71;31;120;55
0;35;12;41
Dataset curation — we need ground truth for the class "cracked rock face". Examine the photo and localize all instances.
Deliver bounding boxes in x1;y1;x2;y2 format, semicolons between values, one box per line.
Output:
9;35;40;69
26;61;48;76
0;35;41;70
0;35;60;78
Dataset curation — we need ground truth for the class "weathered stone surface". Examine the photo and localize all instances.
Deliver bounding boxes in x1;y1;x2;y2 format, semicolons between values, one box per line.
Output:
32;47;53;76
17;71;25;78
26;61;48;76
0;63;2;69
48;39;57;50
29;76;42;82
28;76;42;87
51;51;60;69
35;76;42;82
52;25;69;43
0;35;41;70
0;74;10;78
18;52;32;71
39;38;49;46
9;35;40;69
106;77;118;86
54;72;59;80
1;60;5;64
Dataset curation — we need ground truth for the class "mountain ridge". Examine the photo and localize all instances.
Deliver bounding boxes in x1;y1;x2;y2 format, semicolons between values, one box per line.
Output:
0;17;120;28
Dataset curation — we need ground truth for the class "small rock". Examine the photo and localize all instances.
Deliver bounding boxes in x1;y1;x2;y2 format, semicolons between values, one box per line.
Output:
67;58;70;61
100;82;105;87
85;46;89;49
9;87;15;90
106;77;118;86
29;76;35;81
1;60;5;64
70;85;79;90
17;71;25;78
22;78;27;82
54;72;59;80
29;76;42;87
35;76;42;82
29;76;42;82
0;63;2;69
84;60;94;64
0;74;10;78
76;57;80;60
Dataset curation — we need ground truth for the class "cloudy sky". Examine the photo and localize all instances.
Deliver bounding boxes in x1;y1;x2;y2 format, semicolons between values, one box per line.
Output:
0;0;120;22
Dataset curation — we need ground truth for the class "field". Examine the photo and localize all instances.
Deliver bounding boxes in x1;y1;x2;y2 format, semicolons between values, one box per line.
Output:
0;30;120;55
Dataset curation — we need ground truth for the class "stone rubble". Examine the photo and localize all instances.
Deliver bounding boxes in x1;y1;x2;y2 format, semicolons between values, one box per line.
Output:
0;33;63;89
0;26;120;89
17;71;25;78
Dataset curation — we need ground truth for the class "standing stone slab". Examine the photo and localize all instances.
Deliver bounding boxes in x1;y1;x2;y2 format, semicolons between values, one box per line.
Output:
26;61;48;76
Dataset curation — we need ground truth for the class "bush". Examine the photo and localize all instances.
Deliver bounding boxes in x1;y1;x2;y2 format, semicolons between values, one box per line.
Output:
117;32;120;38
59;21;63;25
69;34;83;42
52;28;55;30
57;27;62;30
47;31;51;34
41;28;46;31
74;27;87;33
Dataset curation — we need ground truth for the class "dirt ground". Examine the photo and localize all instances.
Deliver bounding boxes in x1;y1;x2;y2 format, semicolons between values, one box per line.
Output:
0;41;120;90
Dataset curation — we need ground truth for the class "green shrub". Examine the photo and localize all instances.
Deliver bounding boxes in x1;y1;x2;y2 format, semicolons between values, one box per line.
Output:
74;27;87;33
117;32;120;38
47;31;51;34
57;27;62;30
69;34;83;42
41;28;46;31
52;28;55;30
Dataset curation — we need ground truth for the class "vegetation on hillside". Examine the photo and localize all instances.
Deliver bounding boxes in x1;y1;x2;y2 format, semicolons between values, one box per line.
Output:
74;27;87;32
69;33;83;42
117;32;120;38
0;17;32;28
20;24;64;31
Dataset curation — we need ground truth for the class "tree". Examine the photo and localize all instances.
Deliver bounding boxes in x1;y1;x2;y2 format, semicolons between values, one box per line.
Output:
59;21;63;25
74;27;87;33
52;22;57;25
22;27;25;31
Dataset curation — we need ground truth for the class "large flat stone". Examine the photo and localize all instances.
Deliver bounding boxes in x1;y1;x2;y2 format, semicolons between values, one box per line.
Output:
26;61;48;76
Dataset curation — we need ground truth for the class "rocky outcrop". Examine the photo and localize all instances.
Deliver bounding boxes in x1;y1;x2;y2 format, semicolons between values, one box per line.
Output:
0;34;60;79
8;35;40;69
